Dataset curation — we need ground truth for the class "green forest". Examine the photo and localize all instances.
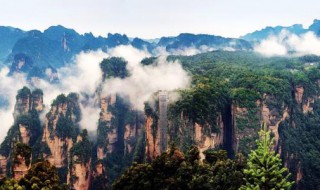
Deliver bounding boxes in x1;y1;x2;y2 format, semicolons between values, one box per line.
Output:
1;51;320;189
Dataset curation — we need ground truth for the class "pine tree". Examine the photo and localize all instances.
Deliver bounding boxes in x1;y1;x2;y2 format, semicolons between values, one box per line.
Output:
240;124;294;190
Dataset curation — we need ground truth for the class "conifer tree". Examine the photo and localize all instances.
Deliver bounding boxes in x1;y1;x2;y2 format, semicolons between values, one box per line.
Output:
240;124;294;190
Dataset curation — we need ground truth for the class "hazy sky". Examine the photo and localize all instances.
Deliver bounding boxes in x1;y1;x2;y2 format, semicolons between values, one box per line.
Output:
0;0;319;38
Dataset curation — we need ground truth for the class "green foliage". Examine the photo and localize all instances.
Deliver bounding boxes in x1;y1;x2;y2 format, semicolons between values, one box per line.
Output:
140;57;157;66
32;88;43;97
55;113;74;139
51;94;68;107
171;76;229;129
14;143;32;166
0;178;24;190
279;99;320;189
69;129;92;164
19;160;68;190
100;57;129;80
50;93;81;139
16;87;31;100
0;112;41;158
240;125;294;190
113;146;246;190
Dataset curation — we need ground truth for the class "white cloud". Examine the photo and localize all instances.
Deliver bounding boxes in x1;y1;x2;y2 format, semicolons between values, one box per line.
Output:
102;45;191;110
0;46;191;142
254;30;320;56
0;67;28;142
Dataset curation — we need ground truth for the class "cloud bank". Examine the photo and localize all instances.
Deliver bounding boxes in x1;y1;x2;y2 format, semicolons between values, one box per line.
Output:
0;68;28;142
0;46;191;142
103;45;191;110
254;30;320;56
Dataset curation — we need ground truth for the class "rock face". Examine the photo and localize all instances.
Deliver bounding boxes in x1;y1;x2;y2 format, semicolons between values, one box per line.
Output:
145;116;160;161
14;87;44;117
13;154;30;180
231;94;289;155
0;156;8;179
38;93;82;187
19;124;30;144
41;100;74;168
124;124;138;154
93;93;145;188
97;95;117;157
69;135;91;190
195;122;223;160
0;87;43;179
69;161;91;190
295;86;304;104
145;92;224;161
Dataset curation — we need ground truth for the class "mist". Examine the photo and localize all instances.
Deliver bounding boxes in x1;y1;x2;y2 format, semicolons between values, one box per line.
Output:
254;30;320;56
0;50;108;141
103;45;191;111
0;68;27;142
0;45;192;142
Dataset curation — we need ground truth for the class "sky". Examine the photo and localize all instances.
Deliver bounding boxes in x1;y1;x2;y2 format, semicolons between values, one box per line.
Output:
0;0;319;39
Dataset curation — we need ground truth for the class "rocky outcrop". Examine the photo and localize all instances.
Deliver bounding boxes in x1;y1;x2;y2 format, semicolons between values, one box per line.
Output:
145;116;159;161
19;124;30;144
31;91;44;112
0;156;8;179
0;87;43;178
194;123;223;160
14;94;31;117
14;87;44;118
124;124;137;154
13;154;30;180
42;101;74;167
98;95;117;156
146;92;224;161
69;156;91;190
295;86;304;104
303;97;314;113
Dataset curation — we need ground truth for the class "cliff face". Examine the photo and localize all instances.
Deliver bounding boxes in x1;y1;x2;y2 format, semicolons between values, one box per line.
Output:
97;95;117;157
92;94;145;188
145;116;159;161
194;122;223;160
69;135;92;190
233;95;290;155
42;101;74;168
38;93;84;187
0;87;43;179
69;161;91;190
13;153;30;180
145;92;224;161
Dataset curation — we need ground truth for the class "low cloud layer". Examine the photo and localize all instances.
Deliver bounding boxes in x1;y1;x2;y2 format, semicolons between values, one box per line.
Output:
0;46;191;142
254;30;320;56
0;68;28;142
102;45;191;111
0;50;108;141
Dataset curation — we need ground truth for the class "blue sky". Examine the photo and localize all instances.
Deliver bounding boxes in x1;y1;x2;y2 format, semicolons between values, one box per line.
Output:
0;0;318;38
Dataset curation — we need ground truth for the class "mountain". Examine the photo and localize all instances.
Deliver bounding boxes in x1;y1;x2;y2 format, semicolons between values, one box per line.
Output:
0;51;319;189
0;26;26;62
158;33;252;52
241;24;307;42
241;19;320;42
308;19;320;35
1;25;254;79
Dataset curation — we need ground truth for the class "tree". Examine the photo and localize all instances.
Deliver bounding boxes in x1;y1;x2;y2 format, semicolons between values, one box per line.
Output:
0;178;24;190
113;146;246;190
19;160;68;190
240;124;294;190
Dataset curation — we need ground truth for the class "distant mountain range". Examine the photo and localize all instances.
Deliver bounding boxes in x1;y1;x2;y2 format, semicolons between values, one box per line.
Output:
241;19;320;42
1;19;320;78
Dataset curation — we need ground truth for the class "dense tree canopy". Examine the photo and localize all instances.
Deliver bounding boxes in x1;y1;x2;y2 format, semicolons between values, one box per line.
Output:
113;146;246;190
